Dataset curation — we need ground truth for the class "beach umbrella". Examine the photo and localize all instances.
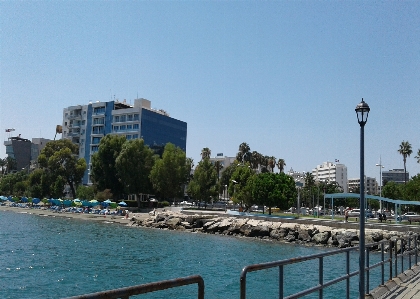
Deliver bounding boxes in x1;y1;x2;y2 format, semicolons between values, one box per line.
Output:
81;200;91;207
0;195;7;201
63;200;73;206
73;199;81;203
32;198;41;204
118;201;127;207
21;197;28;203
104;199;112;204
89;199;99;205
8;196;13;201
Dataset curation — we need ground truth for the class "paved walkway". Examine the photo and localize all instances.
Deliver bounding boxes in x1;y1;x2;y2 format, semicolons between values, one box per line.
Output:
368;264;420;299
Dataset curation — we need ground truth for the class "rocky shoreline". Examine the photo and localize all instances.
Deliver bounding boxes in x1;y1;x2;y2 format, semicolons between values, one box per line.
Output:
132;210;419;249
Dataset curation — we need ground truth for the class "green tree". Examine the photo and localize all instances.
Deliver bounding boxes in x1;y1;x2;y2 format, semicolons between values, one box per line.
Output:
382;181;403;200
116;138;154;196
398;141;412;184
91;135;126;199
303;172;316;207
404;175;420;201
27;168;50;198
187;158;218;207
229;163;255;210
219;163;237;196
5;156;17;174
38;139;86;198
252;172;296;214
214;160;223;181
149;143;187;201
185;157;194;184
76;185;95;200
0;171;28;195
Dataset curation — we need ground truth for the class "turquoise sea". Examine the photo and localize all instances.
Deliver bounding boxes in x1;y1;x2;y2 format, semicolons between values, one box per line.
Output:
0;210;386;299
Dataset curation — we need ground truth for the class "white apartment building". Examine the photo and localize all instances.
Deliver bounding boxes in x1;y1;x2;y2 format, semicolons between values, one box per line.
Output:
348;177;378;195
312;161;348;193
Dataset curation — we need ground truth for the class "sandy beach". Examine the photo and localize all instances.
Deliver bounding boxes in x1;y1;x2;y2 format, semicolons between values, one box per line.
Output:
0;204;151;225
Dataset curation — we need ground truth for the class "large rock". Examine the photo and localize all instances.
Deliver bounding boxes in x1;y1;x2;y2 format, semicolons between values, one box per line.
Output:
166;217;181;228
240;224;270;237
313;232;330;244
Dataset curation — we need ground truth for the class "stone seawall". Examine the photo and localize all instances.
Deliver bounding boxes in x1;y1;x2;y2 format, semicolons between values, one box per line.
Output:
132;210;420;248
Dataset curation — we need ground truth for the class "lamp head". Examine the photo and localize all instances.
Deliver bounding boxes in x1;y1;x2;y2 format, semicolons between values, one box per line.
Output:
355;98;370;126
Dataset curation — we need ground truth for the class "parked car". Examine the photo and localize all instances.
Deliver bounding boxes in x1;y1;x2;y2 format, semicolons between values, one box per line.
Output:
401;212;419;221
347;209;360;217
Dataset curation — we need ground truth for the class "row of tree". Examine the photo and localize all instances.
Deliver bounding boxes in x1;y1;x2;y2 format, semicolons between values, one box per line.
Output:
188;144;345;214
1;138;419;213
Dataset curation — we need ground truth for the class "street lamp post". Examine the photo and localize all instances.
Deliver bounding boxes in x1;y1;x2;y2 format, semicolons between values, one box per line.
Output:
232;180;238;210
376;157;384;212
356;98;370;299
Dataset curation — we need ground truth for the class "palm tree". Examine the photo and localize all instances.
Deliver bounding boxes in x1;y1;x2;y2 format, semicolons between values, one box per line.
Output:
201;147;211;160
415;149;420;164
268;156;276;172
0;158;6;175
237;142;250;163
5;156;16;174
251;151;261;171
214;160;223;181
261;155;269;173
276;158;286;173
398;141;412;184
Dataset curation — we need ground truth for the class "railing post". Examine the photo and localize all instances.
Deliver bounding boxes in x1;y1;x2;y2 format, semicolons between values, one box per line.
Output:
415;236;418;265
400;238;404;275
240;271;247;299
381;242;385;286
366;246;370;293
394;239;398;278
279;265;284;299
346;251;350;299
389;240;393;281
409;237;412;268
319;257;323;299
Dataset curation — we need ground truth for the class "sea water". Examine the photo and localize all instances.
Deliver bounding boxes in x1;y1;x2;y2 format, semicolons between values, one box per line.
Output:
0;210;385;299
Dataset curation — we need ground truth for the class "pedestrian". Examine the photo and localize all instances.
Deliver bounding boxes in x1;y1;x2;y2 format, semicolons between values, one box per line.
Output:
345;210;349;223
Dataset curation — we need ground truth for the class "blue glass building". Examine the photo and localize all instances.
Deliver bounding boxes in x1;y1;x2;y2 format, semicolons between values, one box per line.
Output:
62;98;187;184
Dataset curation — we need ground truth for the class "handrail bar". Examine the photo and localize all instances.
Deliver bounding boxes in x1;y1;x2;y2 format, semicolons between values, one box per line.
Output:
62;275;205;299
240;234;418;299
284;270;360;299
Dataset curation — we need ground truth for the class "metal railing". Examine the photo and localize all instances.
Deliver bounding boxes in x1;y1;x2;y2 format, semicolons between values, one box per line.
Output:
240;234;418;299
63;275;204;299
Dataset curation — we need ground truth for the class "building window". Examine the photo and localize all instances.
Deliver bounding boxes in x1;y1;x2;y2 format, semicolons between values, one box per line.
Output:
134;114;139;120
127;124;132;130
120;125;126;131
133;134;139;139
126;135;132;140
93;107;105;114
92;137;101;144
127;114;133;121
120;115;126;122
114;116;120;122
133;123;139;129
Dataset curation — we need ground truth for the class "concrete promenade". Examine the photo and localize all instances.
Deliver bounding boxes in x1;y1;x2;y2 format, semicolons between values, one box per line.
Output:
368;264;420;299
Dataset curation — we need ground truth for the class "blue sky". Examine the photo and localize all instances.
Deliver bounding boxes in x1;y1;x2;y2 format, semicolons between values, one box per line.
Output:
1;1;419;180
